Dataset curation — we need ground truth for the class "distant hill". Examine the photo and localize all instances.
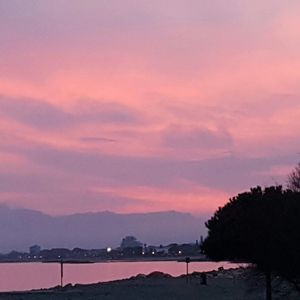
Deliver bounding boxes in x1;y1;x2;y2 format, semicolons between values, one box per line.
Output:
0;205;208;253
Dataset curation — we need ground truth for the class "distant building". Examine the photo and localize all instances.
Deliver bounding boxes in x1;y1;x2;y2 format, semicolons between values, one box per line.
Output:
168;243;200;256
120;236;142;249
40;248;71;259
153;245;170;255
29;245;41;256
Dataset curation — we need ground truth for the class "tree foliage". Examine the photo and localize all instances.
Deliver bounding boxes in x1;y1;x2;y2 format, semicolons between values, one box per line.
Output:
202;186;300;282
287;163;300;192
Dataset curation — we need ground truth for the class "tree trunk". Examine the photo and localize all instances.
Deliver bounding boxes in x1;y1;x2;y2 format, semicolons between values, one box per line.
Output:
265;270;272;300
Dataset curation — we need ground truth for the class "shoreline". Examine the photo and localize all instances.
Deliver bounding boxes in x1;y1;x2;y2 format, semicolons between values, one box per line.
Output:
0;255;209;264
0;267;299;300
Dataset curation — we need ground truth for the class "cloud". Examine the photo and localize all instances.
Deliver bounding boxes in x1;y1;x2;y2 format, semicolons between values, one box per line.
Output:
0;172;66;194
0;95;73;129
0;96;139;130
163;125;233;150
20;144;298;192
74;100;140;124
1;0;300;216
79;137;116;143
0;186;152;216
0;139;296;215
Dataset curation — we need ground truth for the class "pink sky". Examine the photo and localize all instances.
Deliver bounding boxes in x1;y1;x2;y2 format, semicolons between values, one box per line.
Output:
0;0;300;215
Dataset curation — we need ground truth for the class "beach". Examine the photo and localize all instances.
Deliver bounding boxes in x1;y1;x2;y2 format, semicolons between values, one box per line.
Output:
0;267;298;300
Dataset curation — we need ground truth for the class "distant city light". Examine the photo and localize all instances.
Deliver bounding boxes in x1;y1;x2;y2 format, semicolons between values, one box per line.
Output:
178;250;182;254
142;251;145;255
151;251;155;255
107;247;112;253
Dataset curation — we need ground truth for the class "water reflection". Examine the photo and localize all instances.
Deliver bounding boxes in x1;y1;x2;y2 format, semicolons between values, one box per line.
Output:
0;261;242;292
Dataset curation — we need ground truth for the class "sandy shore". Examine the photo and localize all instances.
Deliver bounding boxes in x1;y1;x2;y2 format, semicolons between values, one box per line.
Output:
0;268;299;300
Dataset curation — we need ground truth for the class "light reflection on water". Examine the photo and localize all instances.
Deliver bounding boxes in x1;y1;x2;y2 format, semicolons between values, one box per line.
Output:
0;261;243;292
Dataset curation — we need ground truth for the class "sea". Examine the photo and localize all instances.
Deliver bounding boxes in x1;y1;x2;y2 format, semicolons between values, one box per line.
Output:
0;261;243;292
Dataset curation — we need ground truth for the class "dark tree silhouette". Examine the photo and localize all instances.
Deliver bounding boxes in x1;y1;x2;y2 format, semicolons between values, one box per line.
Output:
202;186;300;300
287;163;300;192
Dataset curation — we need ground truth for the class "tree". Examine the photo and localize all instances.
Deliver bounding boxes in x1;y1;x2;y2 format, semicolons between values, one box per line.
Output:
287;162;300;192
202;186;300;300
120;236;142;249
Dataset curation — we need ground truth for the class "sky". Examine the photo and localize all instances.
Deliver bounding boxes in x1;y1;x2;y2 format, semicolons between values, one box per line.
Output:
1;0;300;216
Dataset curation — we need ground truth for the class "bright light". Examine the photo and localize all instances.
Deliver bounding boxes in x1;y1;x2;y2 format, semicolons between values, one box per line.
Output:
107;247;112;253
178;250;182;254
142;251;145;255
152;251;155;255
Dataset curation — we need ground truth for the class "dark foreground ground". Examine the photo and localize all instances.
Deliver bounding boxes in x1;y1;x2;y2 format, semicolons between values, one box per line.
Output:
0;268;298;300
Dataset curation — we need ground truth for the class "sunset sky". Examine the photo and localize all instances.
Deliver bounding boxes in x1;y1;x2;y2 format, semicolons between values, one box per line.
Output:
1;0;300;215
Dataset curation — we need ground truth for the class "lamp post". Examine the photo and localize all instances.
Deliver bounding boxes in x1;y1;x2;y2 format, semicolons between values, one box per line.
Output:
185;257;191;283
60;260;64;287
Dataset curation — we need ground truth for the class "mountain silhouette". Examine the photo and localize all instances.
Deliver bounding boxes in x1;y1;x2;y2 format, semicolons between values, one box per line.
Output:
0;205;207;253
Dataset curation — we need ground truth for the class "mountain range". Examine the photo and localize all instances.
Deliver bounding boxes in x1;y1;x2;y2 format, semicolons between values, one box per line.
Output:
0;205;208;253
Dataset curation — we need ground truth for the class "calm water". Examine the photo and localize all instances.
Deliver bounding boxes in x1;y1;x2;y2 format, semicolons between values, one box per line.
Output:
0;261;242;292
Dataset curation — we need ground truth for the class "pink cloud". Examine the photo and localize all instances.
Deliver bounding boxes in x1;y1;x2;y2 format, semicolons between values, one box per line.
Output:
0;0;300;215
90;183;230;215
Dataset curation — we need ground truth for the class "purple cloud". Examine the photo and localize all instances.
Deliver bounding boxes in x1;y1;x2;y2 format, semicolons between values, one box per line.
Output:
163;125;233;150
0;96;139;129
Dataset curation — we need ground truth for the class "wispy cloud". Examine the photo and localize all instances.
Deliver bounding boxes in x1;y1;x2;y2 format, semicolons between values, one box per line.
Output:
0;0;300;214
80;137;116;143
0;96;140;130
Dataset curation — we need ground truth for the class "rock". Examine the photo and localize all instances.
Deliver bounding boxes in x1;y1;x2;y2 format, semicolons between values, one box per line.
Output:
146;271;173;278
